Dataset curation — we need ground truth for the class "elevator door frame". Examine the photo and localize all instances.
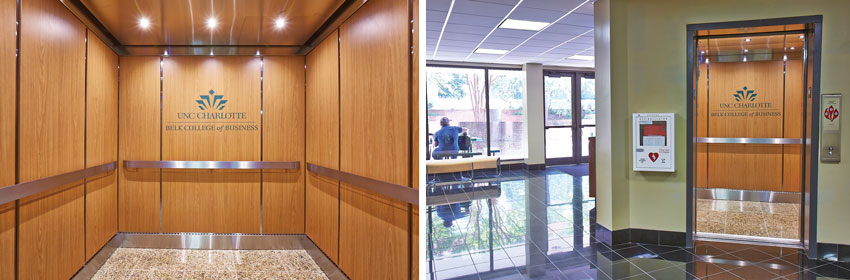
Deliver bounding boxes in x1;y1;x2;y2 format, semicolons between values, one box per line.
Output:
685;15;823;259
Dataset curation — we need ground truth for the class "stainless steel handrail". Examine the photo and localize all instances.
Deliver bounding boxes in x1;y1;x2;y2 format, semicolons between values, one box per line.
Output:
123;160;299;170
307;163;418;205
0;162;117;205
696;137;803;145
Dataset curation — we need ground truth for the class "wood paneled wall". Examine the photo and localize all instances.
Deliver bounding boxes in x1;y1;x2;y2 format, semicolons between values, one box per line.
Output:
118;56;161;233
411;0;420;277
306;30;340;262
84;31;119;261
262;56;306;234
18;0;87;277
161;57;261;233
339;0;411;278
696;60;804;192
0;0;16;276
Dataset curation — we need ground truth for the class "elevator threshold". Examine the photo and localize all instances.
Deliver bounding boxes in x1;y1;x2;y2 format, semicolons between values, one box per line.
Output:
695;231;803;249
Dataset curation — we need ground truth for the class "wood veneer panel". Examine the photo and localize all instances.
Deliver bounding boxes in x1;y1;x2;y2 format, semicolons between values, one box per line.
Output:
696;64;708;188
305;31;340;263
0;202;11;279
262;56;305;234
411;0;419;277
118;56;161;232
339;0;410;277
783;60;803;193
18;0;86;277
706;61;783;191
0;0;15;275
161;57;261;233
85;31;118;261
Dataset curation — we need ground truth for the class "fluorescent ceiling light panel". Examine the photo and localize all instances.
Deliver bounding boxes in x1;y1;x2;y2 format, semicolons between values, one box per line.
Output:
568;55;594;60
474;48;509;55
498;19;550;31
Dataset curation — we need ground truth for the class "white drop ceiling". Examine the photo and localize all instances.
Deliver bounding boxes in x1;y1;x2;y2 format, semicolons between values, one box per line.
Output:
427;0;595;68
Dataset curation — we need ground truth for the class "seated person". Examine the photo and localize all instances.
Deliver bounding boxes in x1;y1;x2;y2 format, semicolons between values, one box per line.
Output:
432;117;468;159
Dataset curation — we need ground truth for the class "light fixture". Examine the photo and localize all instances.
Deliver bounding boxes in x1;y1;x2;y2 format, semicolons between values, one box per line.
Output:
700;50;704;54
743;56;747;62
473;48;509;55
783;54;788;61
207;17;217;29
256;50;261;56
209;49;214;56
163;50;168;56
799;34;805;39
705;58;709;64
745;38;751;42
274;17;286;29
498;19;550;31
744;49;749;53
790;46;795;50
568;55;594;61
139;17;150;29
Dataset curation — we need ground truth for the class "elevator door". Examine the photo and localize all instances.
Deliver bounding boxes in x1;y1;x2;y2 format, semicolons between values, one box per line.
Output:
694;32;806;241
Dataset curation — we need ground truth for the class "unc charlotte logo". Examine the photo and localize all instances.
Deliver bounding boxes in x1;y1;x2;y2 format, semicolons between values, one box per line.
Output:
196;89;227;111
734;86;757;102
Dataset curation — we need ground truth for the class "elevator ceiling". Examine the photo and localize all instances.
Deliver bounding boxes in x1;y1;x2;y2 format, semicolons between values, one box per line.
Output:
78;0;346;54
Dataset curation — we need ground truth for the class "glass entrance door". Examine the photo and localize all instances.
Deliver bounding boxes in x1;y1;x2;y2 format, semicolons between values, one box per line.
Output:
544;71;595;165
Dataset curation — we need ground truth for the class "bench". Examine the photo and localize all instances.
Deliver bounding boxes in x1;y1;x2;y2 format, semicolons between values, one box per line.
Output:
426;156;501;184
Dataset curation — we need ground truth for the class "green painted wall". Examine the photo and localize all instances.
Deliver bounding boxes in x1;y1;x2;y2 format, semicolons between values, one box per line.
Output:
595;0;850;244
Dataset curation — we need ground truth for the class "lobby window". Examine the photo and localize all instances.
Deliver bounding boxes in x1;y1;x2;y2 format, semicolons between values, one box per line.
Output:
487;69;526;159
426;66;526;160
427;67;489;156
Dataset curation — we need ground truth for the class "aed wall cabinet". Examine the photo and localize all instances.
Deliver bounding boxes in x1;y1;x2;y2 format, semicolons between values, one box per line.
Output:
822;93;841;162
633;113;675;172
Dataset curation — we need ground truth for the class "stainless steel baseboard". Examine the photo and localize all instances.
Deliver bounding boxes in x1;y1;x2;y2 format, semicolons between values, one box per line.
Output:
695;232;803;249
697;188;800;203
72;233;125;280
73;233;348;280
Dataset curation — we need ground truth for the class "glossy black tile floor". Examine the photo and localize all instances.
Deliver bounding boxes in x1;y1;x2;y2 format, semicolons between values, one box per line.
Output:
425;166;850;279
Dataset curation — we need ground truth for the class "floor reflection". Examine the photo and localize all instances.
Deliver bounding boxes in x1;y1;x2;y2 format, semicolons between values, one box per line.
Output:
425;166;850;280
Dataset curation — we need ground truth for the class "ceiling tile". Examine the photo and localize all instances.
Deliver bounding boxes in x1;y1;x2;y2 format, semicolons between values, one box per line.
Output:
426;0;454;11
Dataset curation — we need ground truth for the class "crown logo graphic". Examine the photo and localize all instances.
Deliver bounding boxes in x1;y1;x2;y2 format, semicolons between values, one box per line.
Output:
196;89;227;111
734;86;757;102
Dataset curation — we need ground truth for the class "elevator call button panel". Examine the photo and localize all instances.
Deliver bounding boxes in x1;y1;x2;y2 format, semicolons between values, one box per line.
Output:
822;94;841;163
633;113;675;172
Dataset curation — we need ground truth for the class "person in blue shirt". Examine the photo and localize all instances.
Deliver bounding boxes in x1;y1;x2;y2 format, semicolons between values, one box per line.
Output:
432;117;468;159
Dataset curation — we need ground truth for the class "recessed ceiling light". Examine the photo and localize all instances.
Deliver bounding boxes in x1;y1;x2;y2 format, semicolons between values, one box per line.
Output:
207;17;217;29
274;17;286;29
474;48;509;55
498;19;550;31
139;17;150;29
745;38;751;42
567;55;594;61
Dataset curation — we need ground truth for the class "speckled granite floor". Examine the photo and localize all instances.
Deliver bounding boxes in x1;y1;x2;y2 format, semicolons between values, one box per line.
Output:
93;248;329;280
697;198;800;239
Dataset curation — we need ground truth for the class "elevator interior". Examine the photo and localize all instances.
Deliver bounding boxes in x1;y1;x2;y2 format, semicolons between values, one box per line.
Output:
0;0;419;279
691;22;818;246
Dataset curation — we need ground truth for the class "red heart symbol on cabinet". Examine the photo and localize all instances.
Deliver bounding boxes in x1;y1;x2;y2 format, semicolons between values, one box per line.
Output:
648;153;659;162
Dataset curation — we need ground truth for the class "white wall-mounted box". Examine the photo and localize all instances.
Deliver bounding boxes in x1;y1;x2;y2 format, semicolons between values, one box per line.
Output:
633;113;675;172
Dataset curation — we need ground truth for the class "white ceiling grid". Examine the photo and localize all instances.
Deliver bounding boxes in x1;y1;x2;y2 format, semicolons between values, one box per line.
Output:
427;0;595;67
